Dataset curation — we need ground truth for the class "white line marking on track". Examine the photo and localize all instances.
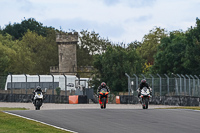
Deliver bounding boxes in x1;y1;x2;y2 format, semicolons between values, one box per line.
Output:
4;111;78;133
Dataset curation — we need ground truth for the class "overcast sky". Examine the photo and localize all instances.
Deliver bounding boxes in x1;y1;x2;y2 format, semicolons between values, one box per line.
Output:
0;0;200;44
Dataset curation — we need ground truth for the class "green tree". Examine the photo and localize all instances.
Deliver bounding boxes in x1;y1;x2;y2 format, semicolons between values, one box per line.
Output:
9;30;58;74
152;18;200;75
183;18;200;74
127;41;141;50
92;45;144;92
0;33;16;74
151;31;187;74
2;18;54;40
77;30;112;67
137;27;167;65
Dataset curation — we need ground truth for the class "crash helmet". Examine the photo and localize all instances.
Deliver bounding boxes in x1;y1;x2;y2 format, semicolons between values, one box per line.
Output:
141;79;146;84
36;86;42;91
101;82;106;87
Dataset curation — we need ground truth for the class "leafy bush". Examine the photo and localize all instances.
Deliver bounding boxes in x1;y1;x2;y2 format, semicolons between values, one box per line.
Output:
56;87;61;96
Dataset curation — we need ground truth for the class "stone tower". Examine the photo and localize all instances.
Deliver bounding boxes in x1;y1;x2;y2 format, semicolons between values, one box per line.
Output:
50;32;78;75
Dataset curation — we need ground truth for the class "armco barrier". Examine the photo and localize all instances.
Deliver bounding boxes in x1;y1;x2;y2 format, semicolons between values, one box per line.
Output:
68;95;89;104
118;95;138;104
0;93;88;104
78;95;89;104
116;95;200;106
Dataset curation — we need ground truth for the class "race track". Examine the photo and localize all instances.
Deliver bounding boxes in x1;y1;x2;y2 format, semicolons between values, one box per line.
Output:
5;105;200;133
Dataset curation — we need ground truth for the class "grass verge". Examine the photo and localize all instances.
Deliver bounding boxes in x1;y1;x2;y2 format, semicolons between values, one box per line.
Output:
0;107;71;133
157;106;200;110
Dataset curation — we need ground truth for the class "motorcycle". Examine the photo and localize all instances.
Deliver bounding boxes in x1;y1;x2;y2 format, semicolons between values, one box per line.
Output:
33;91;44;110
138;87;151;109
98;88;109;109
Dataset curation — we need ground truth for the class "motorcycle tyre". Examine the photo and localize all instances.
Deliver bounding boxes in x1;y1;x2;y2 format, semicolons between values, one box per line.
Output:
100;97;103;109
35;100;41;110
145;98;149;109
103;98;106;109
141;98;145;109
142;98;147;109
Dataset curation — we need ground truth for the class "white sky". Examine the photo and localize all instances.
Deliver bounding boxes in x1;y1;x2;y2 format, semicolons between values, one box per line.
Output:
0;0;200;44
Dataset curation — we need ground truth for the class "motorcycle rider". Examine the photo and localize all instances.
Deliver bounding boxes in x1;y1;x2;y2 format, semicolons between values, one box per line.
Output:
97;82;110;94
97;82;110;105
138;79;151;98
32;86;42;102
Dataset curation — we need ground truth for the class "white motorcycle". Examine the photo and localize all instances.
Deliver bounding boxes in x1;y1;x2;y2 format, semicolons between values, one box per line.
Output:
33;91;44;110
137;87;152;109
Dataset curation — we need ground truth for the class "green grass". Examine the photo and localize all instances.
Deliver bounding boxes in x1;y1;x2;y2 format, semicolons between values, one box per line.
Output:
0;107;71;133
0;107;27;111
157;106;200;110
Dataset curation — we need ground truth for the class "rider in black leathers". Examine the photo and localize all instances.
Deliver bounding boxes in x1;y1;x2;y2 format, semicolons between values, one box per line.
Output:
97;82;110;94
32;86;42;101
138;79;151;98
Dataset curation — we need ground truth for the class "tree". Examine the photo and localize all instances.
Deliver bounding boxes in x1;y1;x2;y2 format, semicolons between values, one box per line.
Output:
152;18;200;75
151;31;188;74
2;18;54;40
127;41;141;50
137;27;167;65
92;45;144;92
77;30;112;67
9;30;58;74
183;18;200;74
0;33;16;74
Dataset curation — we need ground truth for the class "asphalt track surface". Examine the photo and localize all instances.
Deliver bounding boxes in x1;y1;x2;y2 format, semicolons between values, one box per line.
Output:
3;103;200;133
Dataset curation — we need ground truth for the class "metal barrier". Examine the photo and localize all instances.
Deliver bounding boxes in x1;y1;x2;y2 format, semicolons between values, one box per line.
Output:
126;73;200;97
0;74;94;103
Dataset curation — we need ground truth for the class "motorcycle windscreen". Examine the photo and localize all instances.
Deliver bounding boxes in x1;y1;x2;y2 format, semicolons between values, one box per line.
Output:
141;87;150;95
100;88;108;93
36;92;42;95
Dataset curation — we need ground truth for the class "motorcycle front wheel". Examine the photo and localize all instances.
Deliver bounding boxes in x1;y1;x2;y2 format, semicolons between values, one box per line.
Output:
145;98;149;109
35;100;41;110
103;98;106;109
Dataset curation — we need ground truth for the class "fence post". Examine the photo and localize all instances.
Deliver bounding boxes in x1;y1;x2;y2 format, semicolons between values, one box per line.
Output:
125;73;131;104
157;74;162;96
133;74;138;91
9;73;13;102
24;74;27;95
181;74;186;95
164;74;169;96
190;75;195;96
149;74;154;96
63;74;67;97
186;75;191;96
172;74;179;95
177;74;182;95
50;74;54;103
141;74;146;79
194;75;199;96
125;73;131;97
37;74;40;86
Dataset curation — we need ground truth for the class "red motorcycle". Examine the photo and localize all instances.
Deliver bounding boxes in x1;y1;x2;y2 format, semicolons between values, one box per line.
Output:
99;88;109;109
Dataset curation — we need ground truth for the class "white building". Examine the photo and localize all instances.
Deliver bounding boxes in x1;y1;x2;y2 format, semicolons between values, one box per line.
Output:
5;74;89;91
